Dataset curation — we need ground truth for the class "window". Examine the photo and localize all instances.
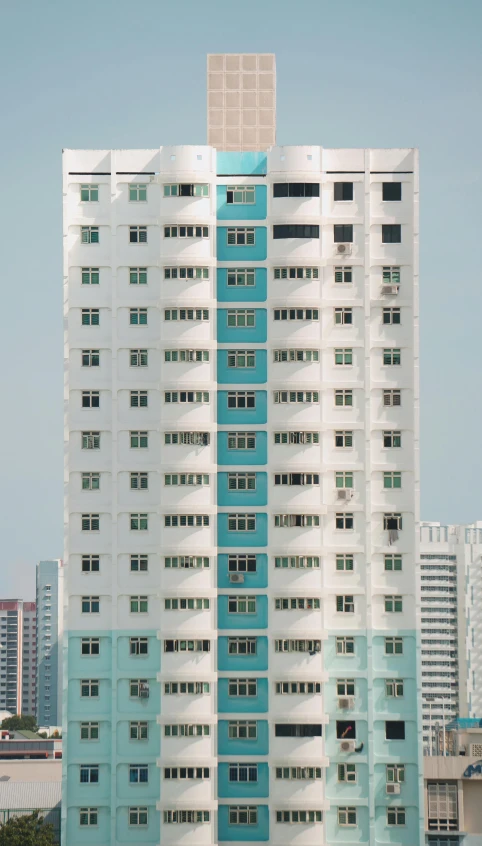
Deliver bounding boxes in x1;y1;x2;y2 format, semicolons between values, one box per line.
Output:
385;554;402;571
427;783;458;832
228;513;256;532
81;679;99;697
81;226;99;244
80;183;99;202
335;389;353;407
227;227;255;245
385;637;404;654
164;514;209;527
336;637;355;655
129;807;148;826
164;724;210;737
130;472;148;491
227;392;256;409
228;432;256;450
130;349;148;367
164;681;210;694
335;471;353;489
383;348;401;365
164;349;209;362
387;764;405;783
274;391;319;404
382;224;401;243
130;721;148;740
130;596;148;613
387;808;406;826
227;268;255;287
165;224;209;239
276;767;322;779
384;430;401;448
334;266;352;283
82;308;99;326
386;678;404;697
165;431;210;446
82;555;100;572
228;637;257;655
338;764;357;782
274;556;320;572
227;309;255;327
79;808;98;827
335;430;353;448
383;266;401;285
275;597;320;610
227;185;255;204
130;391;148;408
129;267;148;285
276;682;321;696
384;513;402;530
229;554;257;572
129;308;147;325
130;430;148;448
82;472;100;491
164;767;210;779
334;224;353;242
81;638;100;655
336;554;354;572
163;183;209;197
229;763;258;783
334;307;353;326
334;182;354;201
81;514;99;531
383;390;401;406
129;183;147;202
274;473;319;486
165;473;209;486
273;349;319;362
130;514;148;531
273;224;320;239
335;513;354;530
129;765;148;784
164;308;209;321
228;806;258;825
335;348;353;365
275;723;322;737
227;349;256;369
81;267;99;285
82;391;99;408
228;678;257;697
163;810;210;824
384;472;402;489
165;556;210;569
164;266;209;280
273;182;320;197
228;473;256;490
80;765;98;783
130;679;149;697
338;807;357;826
228;721;257;739
274;307;319;320
273;266;319;279
80;722;99;740
129;226;147;243
383;307;401;325
276;810;322;823
164;598;210;610
274;431;319;444
130;637;149;655
274;514;320;527
81;595;99;613
336;595;354;613
383;182;402;201
82;349;100;368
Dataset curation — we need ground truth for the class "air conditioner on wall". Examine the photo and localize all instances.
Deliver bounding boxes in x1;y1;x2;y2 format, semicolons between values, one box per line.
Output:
381;284;399;295
338;697;355;710
340;740;356;753
337;488;353;501
229;573;245;584
336;243;352;255
386;783;401;795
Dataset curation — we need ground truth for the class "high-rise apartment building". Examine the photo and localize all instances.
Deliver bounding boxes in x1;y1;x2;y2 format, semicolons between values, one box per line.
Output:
0;600;36;716
36;559;64;726
419;521;482;751
63;54;423;846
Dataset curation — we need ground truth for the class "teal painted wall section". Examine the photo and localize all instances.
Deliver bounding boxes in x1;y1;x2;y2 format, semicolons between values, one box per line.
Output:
217;471;268;506
217;431;268;466
217;595;268;629
217;226;267;261
218;762;269;798
217;553;268;589
218;719;269;756
217;307;267;343
218;803;269;840
216;267;267;302
216;185;267;220
217;512;268;547
216;349;267;384
218;677;269;713
217;391;267;425
216;151;267;175
218;636;269;671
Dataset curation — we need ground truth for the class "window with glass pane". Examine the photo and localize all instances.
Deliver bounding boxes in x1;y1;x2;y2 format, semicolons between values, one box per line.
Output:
227;269;255;286
81;184;98;202
130;267;147;285
129;184;147;202
82;267;100;285
227;186;255;204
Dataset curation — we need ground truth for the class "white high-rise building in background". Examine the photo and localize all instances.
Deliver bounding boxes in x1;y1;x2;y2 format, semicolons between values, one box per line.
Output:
62;53;423;846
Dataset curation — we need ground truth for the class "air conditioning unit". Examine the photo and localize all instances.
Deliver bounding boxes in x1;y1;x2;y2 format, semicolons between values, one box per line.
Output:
386;783;401;795
336;243;352;255
229;573;245;584
381;284;399;295
337;488;353;501
139;683;150;699
338;697;355;710
340;740;356;753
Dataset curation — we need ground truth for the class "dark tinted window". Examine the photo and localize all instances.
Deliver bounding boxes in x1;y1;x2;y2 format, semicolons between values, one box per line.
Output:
383;183;402;201
334;182;353;201
386;721;405;740
273;225;320;239
382;225;401;243
334;224;353;243
336;721;356;739
273;183;320;198
275;723;322;737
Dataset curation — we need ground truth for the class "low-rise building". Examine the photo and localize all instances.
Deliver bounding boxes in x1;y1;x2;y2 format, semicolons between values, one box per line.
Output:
0;759;61;842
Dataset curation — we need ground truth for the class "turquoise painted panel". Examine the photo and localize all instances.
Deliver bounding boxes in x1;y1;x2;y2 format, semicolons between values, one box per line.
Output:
217;391;267;425
217;553;268;589
217;513;268;547
66;806;111;846
69;634;113;674
372;632;417;675
373;718;419;761
217;308;267;343
217;595;268;630
218;762;269;798
373;762;420;806
116;635;161;672
218;803;269;841
374;804;419;845
67;678;112;719
116;763;158;802
217;227;267;261
216;151;267;176
66;763;111;805
217;431;268;466
324;634;368;672
218;636;269;671
116;806;160;844
325;720;368;761
325;762;370;801
325;805;370;843
373;676;417;717
216;185;267;220
217;349;267;384
67;719;112;762
218;677;269;713
324;677;369;715
217;267;267;303
116;677;160;716
217;472;268;506
218;720;269;755
116;720;160;760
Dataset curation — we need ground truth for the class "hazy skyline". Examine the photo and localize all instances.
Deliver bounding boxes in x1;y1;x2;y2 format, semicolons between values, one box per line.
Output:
1;0;481;598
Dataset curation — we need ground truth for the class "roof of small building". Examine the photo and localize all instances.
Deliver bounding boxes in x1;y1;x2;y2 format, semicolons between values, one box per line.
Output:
446;718;482;729
0;781;61;810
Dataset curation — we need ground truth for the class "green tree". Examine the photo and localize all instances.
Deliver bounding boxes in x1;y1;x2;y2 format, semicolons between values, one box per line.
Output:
0;715;38;733
0;811;56;845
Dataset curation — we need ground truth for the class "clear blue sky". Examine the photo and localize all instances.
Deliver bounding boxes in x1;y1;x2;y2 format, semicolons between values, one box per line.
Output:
1;0;481;598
